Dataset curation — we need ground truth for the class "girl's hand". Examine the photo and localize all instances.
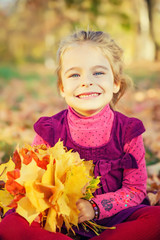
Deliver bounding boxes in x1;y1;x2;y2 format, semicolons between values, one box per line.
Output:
76;199;95;223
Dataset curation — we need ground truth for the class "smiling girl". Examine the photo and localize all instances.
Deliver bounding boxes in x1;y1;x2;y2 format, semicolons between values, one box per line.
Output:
33;30;160;239
59;42;119;117
1;30;160;240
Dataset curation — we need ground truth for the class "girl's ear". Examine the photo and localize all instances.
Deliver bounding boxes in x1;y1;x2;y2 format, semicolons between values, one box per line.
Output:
59;84;65;98
113;82;120;93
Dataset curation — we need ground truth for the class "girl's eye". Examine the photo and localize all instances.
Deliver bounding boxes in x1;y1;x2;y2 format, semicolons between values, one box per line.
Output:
69;73;80;78
94;72;104;76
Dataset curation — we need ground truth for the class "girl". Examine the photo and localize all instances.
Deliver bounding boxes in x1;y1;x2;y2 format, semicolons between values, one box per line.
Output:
0;30;160;240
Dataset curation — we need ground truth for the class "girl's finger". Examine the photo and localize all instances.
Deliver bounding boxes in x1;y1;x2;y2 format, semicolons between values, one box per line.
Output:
78;213;83;219
78;215;85;223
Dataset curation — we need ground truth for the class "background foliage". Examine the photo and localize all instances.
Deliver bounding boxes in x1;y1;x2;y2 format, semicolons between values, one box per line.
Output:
0;0;160;65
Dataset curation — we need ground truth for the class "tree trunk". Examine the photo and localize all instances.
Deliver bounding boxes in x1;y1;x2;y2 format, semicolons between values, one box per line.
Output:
134;0;155;61
146;0;160;60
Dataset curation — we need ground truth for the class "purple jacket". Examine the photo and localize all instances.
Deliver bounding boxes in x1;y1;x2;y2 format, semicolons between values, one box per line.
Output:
34;109;150;238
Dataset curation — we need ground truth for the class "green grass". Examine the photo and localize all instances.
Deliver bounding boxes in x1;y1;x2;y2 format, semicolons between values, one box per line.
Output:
0;141;17;164
0;65;21;80
0;65;56;83
145;146;160;166
125;69;160;89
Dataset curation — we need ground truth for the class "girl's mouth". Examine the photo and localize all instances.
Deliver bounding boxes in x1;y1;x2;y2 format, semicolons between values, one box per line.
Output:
76;92;101;99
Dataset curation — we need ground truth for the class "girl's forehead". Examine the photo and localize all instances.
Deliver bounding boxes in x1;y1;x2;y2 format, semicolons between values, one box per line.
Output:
63;41;100;53
62;42;107;62
61;42;112;69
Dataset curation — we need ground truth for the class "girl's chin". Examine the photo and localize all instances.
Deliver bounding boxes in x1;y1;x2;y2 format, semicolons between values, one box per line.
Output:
74;108;104;117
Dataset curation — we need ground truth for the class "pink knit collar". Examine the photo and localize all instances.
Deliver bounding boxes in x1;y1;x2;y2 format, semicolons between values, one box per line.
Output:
67;104;113;130
67;105;114;147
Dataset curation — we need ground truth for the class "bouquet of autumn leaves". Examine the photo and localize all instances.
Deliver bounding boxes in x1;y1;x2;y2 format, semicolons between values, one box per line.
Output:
0;140;101;234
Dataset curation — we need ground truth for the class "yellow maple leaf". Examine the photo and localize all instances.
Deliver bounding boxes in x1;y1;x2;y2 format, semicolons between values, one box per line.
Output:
57;193;70;216
15;159;44;185
56;214;64;232
50;140;66;160
24;181;50;212
54;153;71;183
41;155;55;185
16;197;40;224
44;207;57;232
0;189;13;214
83;160;94;176
65;164;91;197
0;158;15;182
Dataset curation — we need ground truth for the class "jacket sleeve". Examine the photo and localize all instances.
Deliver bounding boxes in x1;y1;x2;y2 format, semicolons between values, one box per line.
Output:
32;134;51;148
92;135;148;220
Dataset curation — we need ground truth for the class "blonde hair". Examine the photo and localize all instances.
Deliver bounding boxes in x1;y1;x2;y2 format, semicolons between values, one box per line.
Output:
56;30;132;105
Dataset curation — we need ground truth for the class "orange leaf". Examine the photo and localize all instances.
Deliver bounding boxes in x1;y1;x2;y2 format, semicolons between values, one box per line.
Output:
19;148;33;165
7;169;20;180
8;194;25;208
6;179;25;196
12;150;21;169
19;148;49;170
34;155;50;170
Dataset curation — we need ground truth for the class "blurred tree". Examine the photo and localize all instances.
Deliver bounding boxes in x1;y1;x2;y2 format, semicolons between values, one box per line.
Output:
0;0;159;64
146;0;160;60
133;0;160;61
133;0;155;61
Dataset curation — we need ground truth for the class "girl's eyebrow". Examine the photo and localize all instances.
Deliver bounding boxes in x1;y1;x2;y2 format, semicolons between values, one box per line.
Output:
64;67;80;75
64;65;109;75
92;65;109;71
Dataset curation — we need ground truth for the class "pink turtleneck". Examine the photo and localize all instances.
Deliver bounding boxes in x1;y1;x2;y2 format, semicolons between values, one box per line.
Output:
67;104;113;147
32;105;147;220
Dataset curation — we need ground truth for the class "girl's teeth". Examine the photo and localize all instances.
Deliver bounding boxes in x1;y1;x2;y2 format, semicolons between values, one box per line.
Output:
79;93;99;98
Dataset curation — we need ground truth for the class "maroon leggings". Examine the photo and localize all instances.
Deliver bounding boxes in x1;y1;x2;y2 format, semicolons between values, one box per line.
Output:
0;206;160;240
91;206;160;240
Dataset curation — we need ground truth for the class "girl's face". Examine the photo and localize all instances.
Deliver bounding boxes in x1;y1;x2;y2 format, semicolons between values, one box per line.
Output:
60;43;120;116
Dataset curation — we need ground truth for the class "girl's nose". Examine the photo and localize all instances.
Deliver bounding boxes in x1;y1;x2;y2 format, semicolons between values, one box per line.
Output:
81;75;93;87
81;82;93;87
